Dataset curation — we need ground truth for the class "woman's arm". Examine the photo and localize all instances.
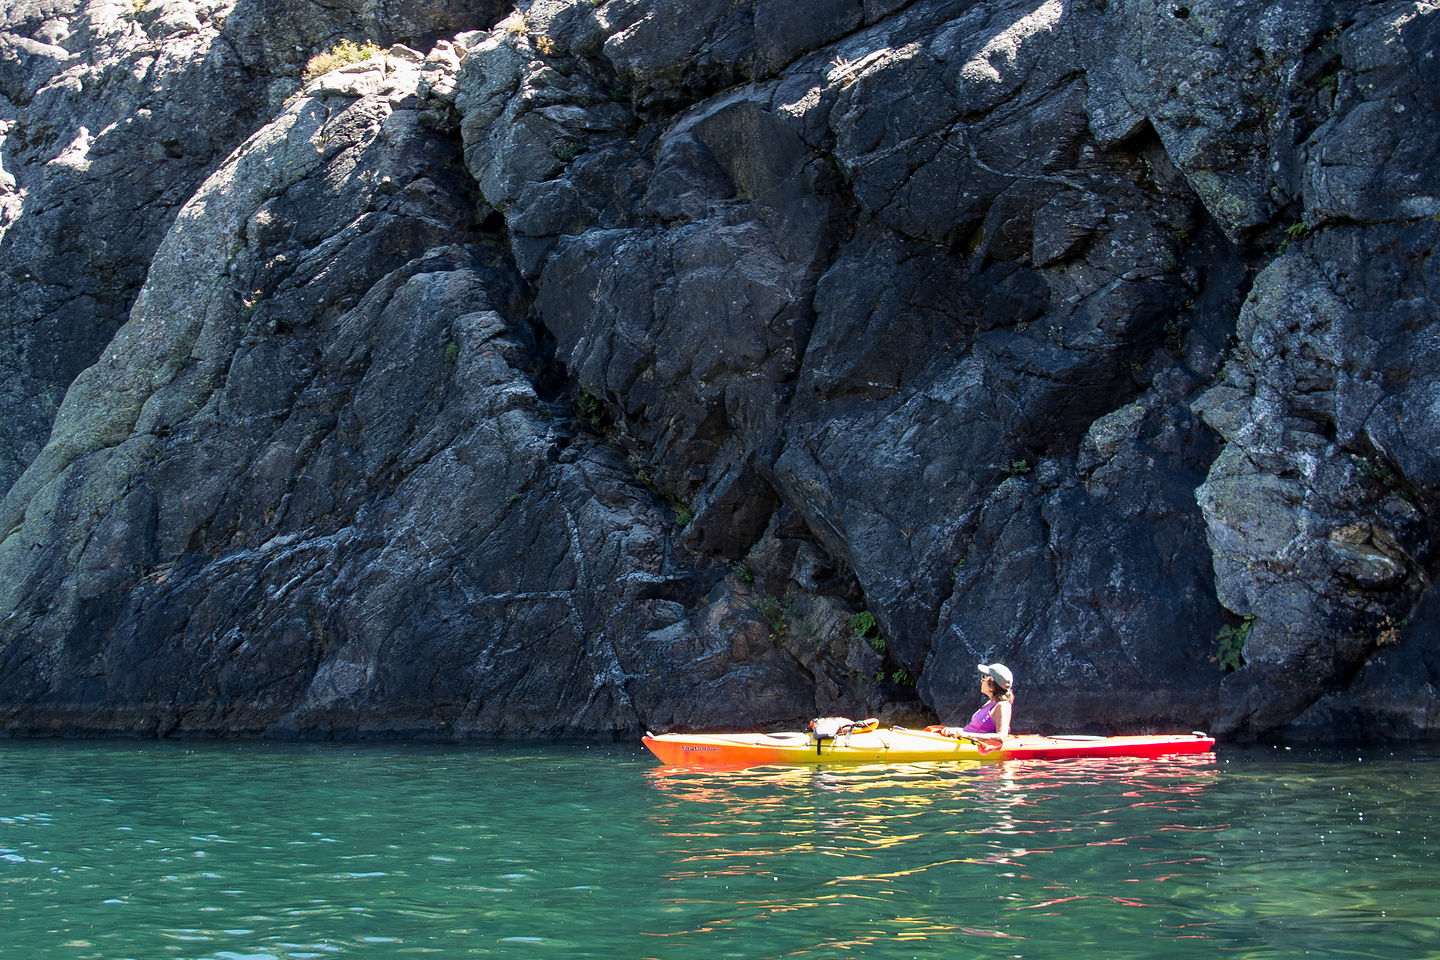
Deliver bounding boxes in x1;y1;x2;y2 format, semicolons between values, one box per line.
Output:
991;699;1012;738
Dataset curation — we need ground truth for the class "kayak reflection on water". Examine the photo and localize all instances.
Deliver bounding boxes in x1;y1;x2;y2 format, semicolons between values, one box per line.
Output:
637;755;1224;953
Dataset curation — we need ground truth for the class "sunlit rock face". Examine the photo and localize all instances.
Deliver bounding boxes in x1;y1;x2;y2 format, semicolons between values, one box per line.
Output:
1;0;1437;741
0;0;511;492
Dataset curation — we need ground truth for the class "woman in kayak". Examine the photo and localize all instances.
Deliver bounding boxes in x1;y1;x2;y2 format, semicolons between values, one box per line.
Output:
943;663;1013;741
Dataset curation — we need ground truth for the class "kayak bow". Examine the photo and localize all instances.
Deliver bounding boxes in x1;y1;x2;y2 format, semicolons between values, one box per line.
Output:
642;727;1215;767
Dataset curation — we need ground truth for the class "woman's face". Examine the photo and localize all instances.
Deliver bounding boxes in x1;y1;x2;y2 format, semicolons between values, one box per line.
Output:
980;676;994;696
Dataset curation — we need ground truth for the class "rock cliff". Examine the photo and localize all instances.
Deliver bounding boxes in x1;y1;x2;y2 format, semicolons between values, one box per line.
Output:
1;0;1437;741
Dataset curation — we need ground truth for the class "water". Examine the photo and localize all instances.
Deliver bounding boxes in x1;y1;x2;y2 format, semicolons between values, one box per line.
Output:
1;741;1437;959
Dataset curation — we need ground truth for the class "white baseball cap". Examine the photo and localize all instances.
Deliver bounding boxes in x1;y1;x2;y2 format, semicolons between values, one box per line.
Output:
978;662;1014;689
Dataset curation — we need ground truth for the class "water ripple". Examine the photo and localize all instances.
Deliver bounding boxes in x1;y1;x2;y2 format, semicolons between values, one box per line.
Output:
1;742;1438;959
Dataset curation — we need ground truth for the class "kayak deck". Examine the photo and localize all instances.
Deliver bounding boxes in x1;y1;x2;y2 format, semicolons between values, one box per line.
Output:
642;727;1215;767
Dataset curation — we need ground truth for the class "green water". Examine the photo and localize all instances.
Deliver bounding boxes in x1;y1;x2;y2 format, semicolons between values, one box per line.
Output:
1;741;1437;959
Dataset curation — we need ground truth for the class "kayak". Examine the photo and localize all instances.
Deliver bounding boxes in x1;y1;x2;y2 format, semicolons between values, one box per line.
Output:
641;727;1215;767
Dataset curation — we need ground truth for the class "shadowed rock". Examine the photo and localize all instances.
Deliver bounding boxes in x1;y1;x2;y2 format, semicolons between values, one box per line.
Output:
2;0;1438;741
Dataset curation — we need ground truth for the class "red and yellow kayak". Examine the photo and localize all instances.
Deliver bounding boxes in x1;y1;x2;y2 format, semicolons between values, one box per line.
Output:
642;727;1215;767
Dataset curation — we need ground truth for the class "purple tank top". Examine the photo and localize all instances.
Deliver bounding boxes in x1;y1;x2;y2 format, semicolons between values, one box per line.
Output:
963;701;996;733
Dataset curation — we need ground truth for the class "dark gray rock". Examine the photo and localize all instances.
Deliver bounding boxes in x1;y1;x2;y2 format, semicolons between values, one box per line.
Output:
0;0;258;493
1187;0;1440;739
0;0;511;494
0;44;898;739
1082;0;1329;239
2;0;1439;743
925;379;1225;732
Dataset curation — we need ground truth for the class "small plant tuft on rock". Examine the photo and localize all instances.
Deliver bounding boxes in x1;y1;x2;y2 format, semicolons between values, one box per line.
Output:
240;289;264;318
1376;614;1407;647
829;56;861;88
1354;453;1396;487
576;389;605;430
1277;220;1310;253
303;39;383;81
850;609;877;636
850;610;886;652
1214;615;1253;671
756;594;795;642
